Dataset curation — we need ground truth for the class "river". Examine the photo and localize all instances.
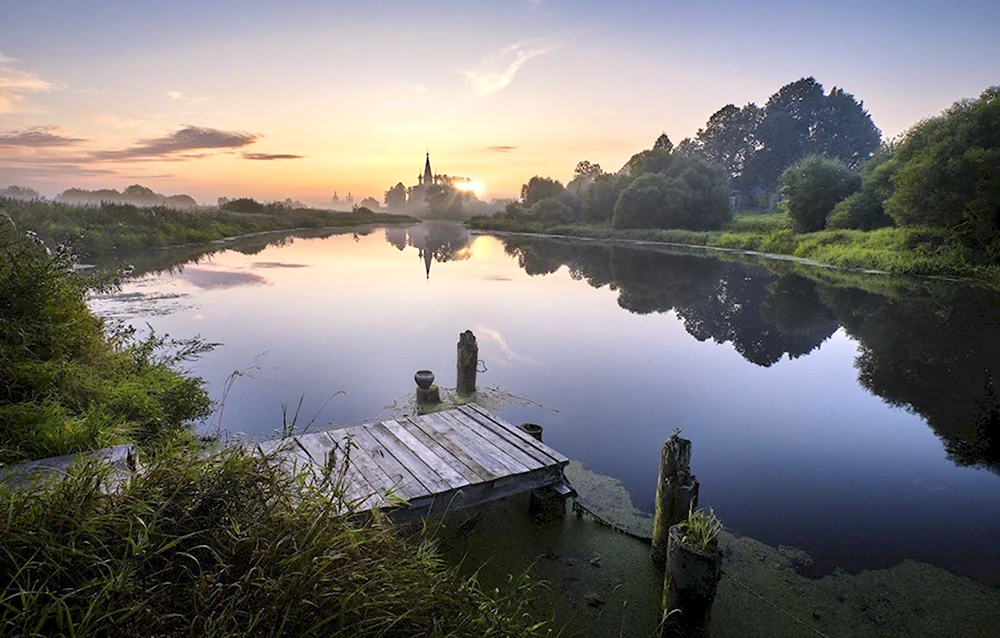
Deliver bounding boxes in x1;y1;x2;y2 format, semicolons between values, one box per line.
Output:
89;221;1000;634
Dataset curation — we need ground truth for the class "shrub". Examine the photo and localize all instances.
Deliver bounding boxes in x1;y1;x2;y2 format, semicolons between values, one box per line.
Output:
781;155;862;233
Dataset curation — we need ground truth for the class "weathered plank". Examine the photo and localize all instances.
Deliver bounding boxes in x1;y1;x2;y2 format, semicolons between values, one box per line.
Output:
437;409;544;472
417;412;526;477
461;403;568;463
380;419;469;489
350;427;428;500
399;416;492;483
367;422;455;495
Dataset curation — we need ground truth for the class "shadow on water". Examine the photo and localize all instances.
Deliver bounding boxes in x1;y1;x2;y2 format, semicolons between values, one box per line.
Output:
499;235;1000;476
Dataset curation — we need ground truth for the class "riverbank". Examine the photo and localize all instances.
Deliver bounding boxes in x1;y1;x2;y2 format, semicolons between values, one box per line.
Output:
0;197;418;257
467;213;999;280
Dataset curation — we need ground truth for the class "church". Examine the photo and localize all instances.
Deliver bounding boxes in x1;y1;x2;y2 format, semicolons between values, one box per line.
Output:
407;152;435;209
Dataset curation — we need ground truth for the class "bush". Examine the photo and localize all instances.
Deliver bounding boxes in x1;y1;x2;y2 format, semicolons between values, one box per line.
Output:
0;221;212;462
220;197;266;213
612;157;730;231
531;196;574;223
781;155;862;233
828;189;894;230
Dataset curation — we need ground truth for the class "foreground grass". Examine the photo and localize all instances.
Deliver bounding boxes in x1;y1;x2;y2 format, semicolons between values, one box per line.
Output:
0;197;418;257
468;213;998;279
0;444;545;637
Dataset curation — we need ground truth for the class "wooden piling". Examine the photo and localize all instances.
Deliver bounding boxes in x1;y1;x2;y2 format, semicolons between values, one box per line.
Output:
523;422;566;521
456;330;478;395
651;433;699;566
660;525;721;637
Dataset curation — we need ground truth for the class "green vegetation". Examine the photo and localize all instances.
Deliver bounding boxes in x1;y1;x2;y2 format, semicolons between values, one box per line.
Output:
0;197;417;258
0;220;212;464
780;155;861;232
676;508;724;552
471;84;1000;279
0;444;544;637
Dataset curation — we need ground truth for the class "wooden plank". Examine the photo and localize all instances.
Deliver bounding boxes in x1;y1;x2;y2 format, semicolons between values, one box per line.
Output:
350;426;428;500
436;410;543;472
399;417;492;483
367;422;455;494
326;429;401;505
380;419;469;489
271;432;388;510
461;403;568;464
418;412;528;477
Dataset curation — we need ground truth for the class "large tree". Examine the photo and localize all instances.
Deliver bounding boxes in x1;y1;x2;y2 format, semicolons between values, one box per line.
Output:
693;103;763;187
884;86;1000;247
520;176;565;206
384;182;407;210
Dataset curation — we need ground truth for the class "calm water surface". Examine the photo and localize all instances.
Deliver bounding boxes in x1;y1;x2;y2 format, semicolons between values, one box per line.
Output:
90;222;1000;587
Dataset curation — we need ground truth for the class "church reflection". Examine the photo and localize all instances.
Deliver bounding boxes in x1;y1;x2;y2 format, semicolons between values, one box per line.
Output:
499;235;1000;474
385;222;474;279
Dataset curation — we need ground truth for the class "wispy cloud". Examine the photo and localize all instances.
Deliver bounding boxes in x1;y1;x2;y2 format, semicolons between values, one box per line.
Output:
0;53;59;113
0;126;86;147
242;152;304;161
483;145;518;153
463;42;556;95
92;125;259;161
167;90;207;106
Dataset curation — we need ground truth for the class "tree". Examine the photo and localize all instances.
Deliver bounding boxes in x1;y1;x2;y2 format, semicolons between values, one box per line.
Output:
817;88;882;168
884;86;1000;247
780;155;861;233
827;146;896;230
0;185;41;200
359;197;380;210
531;196;573;224
573;161;604;180
520;176;565;206
694;103;764;186
623;148;675;176
384;183;407;210
582;173;630;223
653;133;674;152
612;157;730;231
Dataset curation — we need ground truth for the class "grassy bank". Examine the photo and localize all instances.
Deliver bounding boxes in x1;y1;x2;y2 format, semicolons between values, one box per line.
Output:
0;197;418;257
0;443;544;637
0;220;212;464
468;213;998;279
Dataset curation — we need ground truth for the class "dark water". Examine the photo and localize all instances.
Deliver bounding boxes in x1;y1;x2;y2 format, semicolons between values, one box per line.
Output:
90;222;1000;587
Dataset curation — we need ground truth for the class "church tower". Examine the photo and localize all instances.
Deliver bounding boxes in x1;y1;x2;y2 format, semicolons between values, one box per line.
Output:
422;152;433;186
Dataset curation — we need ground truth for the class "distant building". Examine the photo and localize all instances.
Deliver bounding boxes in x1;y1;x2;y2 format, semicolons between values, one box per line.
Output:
407;152;435;208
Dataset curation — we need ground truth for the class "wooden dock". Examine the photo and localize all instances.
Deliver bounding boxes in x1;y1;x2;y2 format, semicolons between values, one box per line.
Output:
257;403;572;519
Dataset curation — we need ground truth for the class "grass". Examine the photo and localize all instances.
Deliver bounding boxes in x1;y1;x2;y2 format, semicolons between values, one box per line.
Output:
0;220;213;463
676;508;724;553
468;212;999;279
0;442;546;637
0;197;418;258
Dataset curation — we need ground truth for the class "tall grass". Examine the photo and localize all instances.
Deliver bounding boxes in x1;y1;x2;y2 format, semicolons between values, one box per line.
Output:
0;220;212;463
0;198;417;258
0;443;546;637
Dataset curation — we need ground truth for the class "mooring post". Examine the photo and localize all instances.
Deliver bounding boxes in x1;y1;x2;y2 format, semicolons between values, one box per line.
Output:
414;369;440;412
521;423;565;521
456;330;478;395
651;433;699;566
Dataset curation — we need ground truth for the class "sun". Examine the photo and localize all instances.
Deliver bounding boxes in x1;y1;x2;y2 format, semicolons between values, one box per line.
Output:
453;179;484;198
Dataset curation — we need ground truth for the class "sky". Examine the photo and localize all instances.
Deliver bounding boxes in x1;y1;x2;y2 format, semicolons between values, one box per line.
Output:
0;0;997;205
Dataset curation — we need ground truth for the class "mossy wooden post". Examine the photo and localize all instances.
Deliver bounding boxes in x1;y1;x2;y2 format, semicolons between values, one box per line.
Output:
651;433;699;566
414;369;440;412
457;330;478;395
660;525;722;637
521;422;565;521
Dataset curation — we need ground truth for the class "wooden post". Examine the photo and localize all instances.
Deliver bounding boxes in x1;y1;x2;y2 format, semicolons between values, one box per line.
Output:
651;433;699;566
456;330;478;395
660;525;721;637
523;423;565;521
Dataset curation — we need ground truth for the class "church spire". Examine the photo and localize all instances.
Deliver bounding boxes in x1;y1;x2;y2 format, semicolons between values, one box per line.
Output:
423;152;433;186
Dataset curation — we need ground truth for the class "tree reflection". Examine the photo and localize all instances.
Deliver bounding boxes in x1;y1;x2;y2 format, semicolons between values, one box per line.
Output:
499;235;1000;473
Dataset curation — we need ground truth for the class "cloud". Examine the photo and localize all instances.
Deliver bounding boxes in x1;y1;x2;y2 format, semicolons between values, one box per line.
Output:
0;53;59;113
0;126;86;147
463;43;555;95
167;90;207;105
92;125;259;161
242;152;304;161
484;145;518;153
